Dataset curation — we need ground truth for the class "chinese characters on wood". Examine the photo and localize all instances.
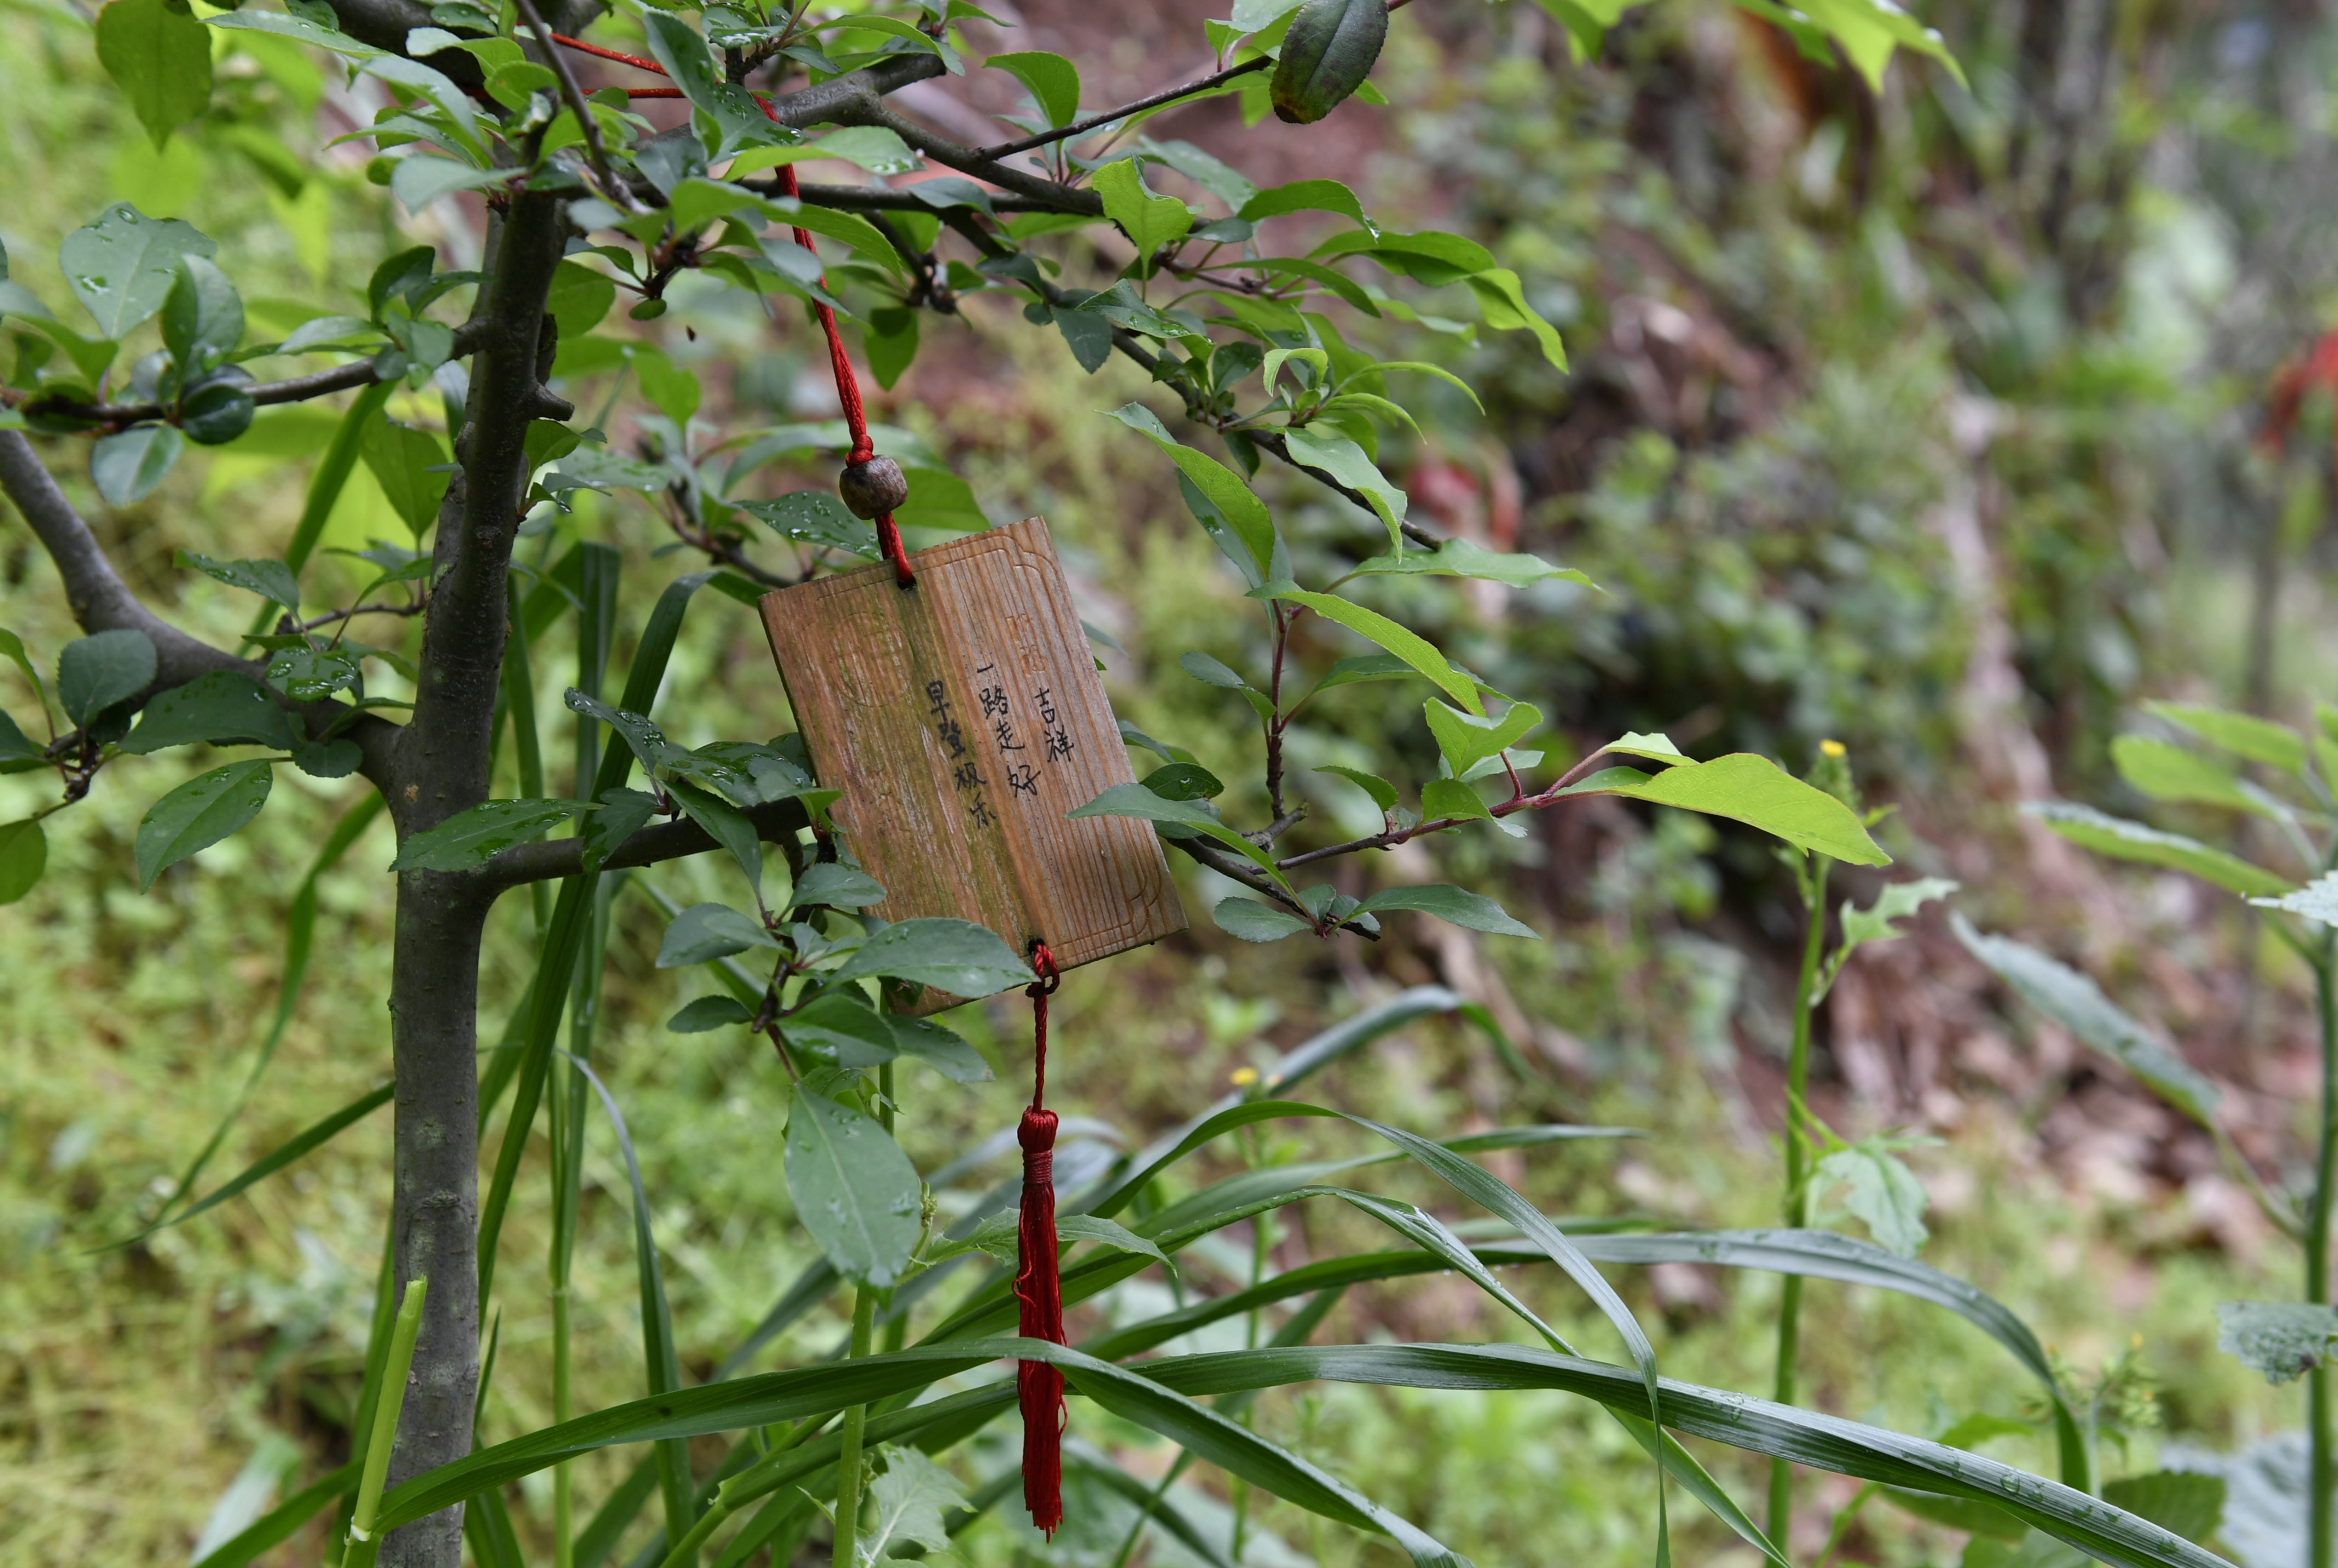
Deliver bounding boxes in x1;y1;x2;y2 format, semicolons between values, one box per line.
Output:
758;517;1187;1013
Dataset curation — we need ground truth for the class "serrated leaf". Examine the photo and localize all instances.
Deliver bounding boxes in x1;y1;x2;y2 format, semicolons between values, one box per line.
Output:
0;819;46;904
1816;1141;1930;1257
389;798;591;872
137;759;273;889
2253;872;2338;927
176;550;298;613
830;918;1034;998
92;423;184;505
61;204;215;339
784;1089;920;1287
1836;876;1959;959
2024;801;2291;898
1105;404;1275;575
858;1446;962;1567
2216;1302;2338;1384
1950;913;2222;1126
1424;698;1539;776
1093;157;1192;269
1177;650;1250;690
657;903;781;968
1354;882;1537;938
57;628;156;724
120;670;296;754
1213;896;1314;941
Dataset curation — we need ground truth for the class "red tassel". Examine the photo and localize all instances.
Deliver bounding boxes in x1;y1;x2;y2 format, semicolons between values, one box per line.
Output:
1016;943;1065;1537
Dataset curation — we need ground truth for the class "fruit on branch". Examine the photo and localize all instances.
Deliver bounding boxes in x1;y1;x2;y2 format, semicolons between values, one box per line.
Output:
1272;0;1389;124
838;454;909;519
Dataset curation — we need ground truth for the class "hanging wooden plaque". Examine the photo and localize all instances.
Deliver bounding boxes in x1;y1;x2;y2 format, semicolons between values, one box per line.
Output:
759;517;1186;1014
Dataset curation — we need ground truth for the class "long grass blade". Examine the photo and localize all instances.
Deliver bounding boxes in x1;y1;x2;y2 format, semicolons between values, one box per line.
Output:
104;796;386;1250
107;1081;393;1244
188;1461;361;1568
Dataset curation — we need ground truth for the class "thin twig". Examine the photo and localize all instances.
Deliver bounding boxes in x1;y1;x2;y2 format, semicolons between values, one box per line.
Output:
514;0;637;211
974;58;1268;162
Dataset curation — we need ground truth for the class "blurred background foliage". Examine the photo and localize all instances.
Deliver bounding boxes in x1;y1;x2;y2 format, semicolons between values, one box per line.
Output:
4;0;2336;1563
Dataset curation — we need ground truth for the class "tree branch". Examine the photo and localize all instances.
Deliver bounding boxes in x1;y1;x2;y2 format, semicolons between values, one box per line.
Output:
1165;835;1378;939
476;797;810;889
832;101;1104;214
19;322;492;430
784;182;1074;215
0;430;401;783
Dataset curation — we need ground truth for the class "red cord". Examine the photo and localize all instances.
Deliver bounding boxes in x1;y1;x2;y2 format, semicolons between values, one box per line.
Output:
1015;942;1065;1537
551;30;914;585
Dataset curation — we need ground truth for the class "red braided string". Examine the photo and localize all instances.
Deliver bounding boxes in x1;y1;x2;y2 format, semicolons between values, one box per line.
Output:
551;31;914;585
1015;942;1065;1537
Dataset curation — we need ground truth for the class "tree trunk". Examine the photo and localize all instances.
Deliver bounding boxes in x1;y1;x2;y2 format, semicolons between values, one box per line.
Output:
381;878;491;1568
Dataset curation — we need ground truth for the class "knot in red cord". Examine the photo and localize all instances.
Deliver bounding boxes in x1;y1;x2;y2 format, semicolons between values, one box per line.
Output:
1019;1106;1057;1158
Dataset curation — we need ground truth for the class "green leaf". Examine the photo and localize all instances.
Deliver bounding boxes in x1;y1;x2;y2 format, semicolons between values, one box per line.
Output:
1105;404;1275;575
786;863;887;911
1816;1140;1931;1257
1950;913;2222;1126
986;50;1080;126
1830;876;1959;980
161;256;243;374
2253;871;2338;927
1314;764;1396;812
2142;699;2307;775
830;918;1035;998
1344;537;1594;589
2109;735;2266;816
1269;0;1389;124
61;203;216;340
1070;782;1295;893
0;709;40;767
388;799;592;872
1177;650;1250;690
1240;177;1374;232
1424;698;1540;776
1599;731;1689;765
2023;801;2291;897
179;376;255;447
667;778;763;894
1464;268;1568;370
176;550;298;613
357;53;480;155
2098;1472;2225;1545
581;787;657;876
263;645;359;701
0;819;46;904
668;995;753;1034
92;423;184;505
1140;761;1223;800
360;416;452;535
1259;583;1479;715
1574;753;1889;865
886;1013;990;1083
738;492;879;559
780;991;900;1069
1419;776;1493;824
1790;0;1966;92
859;1446;962;1565
784;1089;921;1287
2215;1301;2338;1384
657;902;780;968
865;306;918;391
545;260;615;337
120;670;296;754
1353;883;1536;938
1281;425;1406;544
730;126;920;177
57;628;156;724
1214;896;1314;942
96;0;214;146
1094;157;1194;272
565;690;676;777
136;759;274;889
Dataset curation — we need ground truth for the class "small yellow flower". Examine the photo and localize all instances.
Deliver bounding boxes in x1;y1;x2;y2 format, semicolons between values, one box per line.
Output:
1819;738;1846;758
1230;1066;1260;1086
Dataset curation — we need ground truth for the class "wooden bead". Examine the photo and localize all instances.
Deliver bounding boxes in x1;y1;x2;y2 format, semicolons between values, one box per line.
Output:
838;455;909;519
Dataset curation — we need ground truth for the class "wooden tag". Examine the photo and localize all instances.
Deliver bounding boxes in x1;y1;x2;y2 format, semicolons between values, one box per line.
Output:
759;517;1186;1013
